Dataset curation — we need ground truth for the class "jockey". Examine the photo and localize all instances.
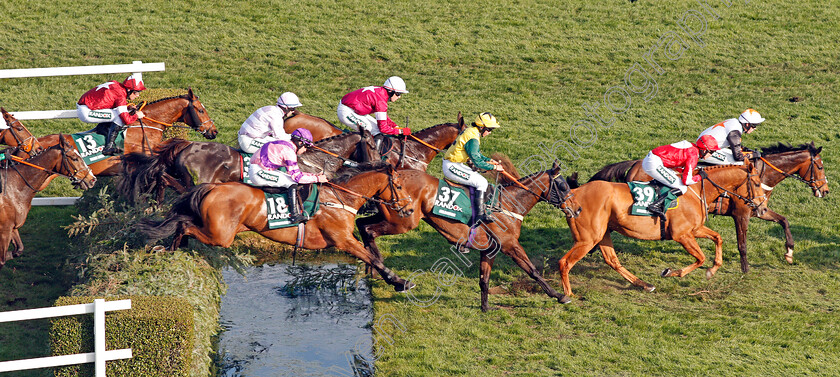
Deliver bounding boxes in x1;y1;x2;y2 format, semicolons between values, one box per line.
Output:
76;73;147;156
697;108;765;165
337;76;411;139
642;135;721;218
442;112;504;223
248;128;328;223
238;92;302;154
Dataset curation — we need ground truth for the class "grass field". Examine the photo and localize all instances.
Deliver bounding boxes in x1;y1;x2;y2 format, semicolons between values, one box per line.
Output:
1;0;838;376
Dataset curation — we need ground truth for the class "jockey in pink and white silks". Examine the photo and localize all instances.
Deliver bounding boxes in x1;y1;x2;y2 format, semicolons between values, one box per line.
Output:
248;128;328;223
641;135;720;218
238;92;302;154
337;76;411;137
696;108;765;165
76;73;147;155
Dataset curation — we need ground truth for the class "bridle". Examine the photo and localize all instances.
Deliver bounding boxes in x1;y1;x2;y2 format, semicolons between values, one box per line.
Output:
501;171;579;218
324;167;413;217
758;153;828;195
0;118;41;157
6;135;93;191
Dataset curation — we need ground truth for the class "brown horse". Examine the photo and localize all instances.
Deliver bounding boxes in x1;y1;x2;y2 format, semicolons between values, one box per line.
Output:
0;135;96;267
356;156;581;311
23;88;217;177
586;142;829;272
284;109;345;140
556;164;768;300
138;165;418;291
1;108;44;158
119;128;379;202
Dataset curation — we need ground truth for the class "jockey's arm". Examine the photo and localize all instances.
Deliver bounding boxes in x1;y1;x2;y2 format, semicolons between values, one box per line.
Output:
727;130;744;161
465;139;496;171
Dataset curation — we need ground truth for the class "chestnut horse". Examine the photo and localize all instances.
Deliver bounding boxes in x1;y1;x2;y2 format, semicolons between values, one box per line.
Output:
284;109;345;140
10;88;217;178
119;128;379;202
0;135;97;267
356;156;581;311
556;164;768;301
138;165;417;291
586;142;828;272
1;108;44;158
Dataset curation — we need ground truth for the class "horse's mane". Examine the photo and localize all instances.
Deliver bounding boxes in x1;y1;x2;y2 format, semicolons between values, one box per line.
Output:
413;122;460;138
287;110;343;130
760;142;819;156
144;93;188;105
315;130;359;144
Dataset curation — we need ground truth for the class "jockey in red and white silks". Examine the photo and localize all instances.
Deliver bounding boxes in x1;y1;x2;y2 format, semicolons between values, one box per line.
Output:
697;108;765;165
238;92;302;154
642;136;720;194
77;73;145;127
337;76;411;136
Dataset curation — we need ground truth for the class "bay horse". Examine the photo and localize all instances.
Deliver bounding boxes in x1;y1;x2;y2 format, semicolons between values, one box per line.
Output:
284;109;345;140
118;128;379;202
586;142;828;272
1;108;44;158
556;164;769;301
137;165;418;291
380;112;467;170
14;88;218;178
0;135;96;268
356;155;582;311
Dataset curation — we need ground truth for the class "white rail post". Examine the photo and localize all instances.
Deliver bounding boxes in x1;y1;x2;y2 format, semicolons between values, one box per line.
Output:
94;298;106;377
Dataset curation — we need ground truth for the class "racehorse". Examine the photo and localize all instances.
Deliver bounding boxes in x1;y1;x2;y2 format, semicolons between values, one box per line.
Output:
284;109;345;140
119;128;379;202
585;142;828;272
137;165;418;291
556;163;769;301
6;88;218;177
1;108;44;158
0;135;96;268
356;155;582;311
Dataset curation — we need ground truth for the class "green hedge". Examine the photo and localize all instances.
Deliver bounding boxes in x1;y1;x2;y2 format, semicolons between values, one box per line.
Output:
50;295;194;377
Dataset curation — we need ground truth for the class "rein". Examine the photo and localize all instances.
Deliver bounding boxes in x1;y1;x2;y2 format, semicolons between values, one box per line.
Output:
324;171;412;215
6;137;90;191
698;167;765;210
500;170;578;218
408;134;444;153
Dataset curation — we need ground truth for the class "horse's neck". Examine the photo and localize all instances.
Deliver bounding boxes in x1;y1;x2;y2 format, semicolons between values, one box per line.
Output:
501;174;546;214
761;152;807;186
700;167;748;201
4;151;58;197
332;173;386;208
143;98;186;124
421;124;460;149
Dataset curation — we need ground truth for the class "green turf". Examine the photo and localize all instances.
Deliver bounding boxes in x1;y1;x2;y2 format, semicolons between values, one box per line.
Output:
1;0;838;375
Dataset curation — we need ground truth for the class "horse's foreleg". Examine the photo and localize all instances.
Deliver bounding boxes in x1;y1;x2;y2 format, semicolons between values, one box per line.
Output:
332;236;414;292
557;240;598;301
732;210;751;273
694;225;724;278
598;234;654;292
756;208;794;264
664;234;708;278
479;251;497;312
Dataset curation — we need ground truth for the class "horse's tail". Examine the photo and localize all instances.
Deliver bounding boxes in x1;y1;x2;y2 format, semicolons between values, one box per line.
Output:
155;138;193;166
137;183;215;242
588;159;640;182
119;152;161;201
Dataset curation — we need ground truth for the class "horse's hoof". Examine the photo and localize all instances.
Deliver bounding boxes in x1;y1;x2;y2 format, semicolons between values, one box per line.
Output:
559;295;573;304
784;249;794;264
395;281;416;292
705;269;714;279
661;268;672;277
645;286;656;293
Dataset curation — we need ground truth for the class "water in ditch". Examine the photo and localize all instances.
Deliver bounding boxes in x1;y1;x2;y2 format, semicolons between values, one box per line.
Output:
215;262;375;376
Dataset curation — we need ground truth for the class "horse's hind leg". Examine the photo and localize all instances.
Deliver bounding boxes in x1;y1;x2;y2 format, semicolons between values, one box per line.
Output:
598;234;655;292
10;229;23;258
693;225;723;278
663;233;707;278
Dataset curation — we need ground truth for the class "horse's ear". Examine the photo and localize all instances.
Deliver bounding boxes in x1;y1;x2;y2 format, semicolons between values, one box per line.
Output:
816;146;823;155
552;159;560;171
457;112;464;127
187;87;195;97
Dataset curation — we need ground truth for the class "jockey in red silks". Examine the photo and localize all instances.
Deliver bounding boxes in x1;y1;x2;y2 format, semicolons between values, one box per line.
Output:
77;73;147;155
697;108;766;165
248;128;328;223
337;76;411;161
238;92;302;154
641;135;721;218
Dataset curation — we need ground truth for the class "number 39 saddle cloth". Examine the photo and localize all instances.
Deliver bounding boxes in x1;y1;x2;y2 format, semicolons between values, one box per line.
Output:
628;181;679;217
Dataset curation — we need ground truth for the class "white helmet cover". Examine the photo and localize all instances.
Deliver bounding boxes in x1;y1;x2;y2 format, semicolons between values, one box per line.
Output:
383;76;408;93
738;108;765;124
277;92;302;108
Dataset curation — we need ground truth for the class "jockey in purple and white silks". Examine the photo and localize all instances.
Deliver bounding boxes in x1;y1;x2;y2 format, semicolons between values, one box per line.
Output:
697;108;765;165
238;92;302;154
248;128;328;223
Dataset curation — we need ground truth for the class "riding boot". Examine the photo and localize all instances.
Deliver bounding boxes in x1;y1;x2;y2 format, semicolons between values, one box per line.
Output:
647;188;682;220
287;184;310;223
101;123;123;156
474;189;494;224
